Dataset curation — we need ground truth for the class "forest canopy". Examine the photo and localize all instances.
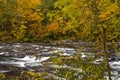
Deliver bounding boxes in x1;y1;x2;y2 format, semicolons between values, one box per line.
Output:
0;0;119;42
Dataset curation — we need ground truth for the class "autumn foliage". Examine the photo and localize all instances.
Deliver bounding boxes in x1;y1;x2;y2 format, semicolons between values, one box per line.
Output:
0;0;119;42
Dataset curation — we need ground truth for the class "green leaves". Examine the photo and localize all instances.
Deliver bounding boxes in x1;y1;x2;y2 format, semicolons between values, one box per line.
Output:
11;25;27;41
0;0;119;42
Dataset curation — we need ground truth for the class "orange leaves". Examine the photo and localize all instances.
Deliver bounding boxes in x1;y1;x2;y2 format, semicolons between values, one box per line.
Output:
44;22;61;39
46;22;59;32
27;12;41;21
28;0;41;8
11;0;42;41
29;0;40;6
16;0;42;22
16;0;40;8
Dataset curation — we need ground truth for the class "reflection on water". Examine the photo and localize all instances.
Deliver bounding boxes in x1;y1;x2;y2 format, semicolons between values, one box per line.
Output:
0;42;120;79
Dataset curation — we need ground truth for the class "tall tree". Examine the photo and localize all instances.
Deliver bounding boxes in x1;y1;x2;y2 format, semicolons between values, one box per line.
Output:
10;0;42;41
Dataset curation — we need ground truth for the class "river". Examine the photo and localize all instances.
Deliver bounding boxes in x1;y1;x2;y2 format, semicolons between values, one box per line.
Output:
0;42;120;80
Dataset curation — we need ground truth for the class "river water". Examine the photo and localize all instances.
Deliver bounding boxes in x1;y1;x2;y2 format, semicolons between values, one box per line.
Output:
0;42;120;80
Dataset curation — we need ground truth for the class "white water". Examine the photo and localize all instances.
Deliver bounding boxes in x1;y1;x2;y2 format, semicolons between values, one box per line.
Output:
0;55;50;67
0;46;4;49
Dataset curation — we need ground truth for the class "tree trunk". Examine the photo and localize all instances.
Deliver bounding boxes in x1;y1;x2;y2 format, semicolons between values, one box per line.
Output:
103;27;112;80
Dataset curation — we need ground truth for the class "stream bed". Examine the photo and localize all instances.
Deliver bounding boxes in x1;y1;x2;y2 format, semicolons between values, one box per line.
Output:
0;42;120;80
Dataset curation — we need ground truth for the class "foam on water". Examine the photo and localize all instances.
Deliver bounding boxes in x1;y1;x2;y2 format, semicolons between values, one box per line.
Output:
0;46;4;49
13;44;21;47
0;52;5;55
0;55;50;68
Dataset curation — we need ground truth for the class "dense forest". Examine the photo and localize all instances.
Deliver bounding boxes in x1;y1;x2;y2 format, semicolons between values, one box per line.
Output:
0;0;119;42
0;0;120;80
